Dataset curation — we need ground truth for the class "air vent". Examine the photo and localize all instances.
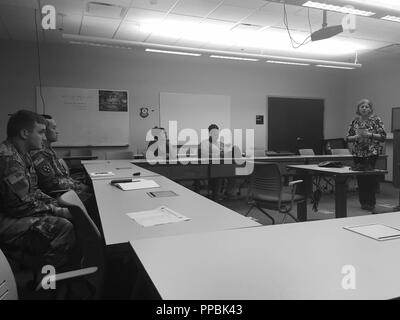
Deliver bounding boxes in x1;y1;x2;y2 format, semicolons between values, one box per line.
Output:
86;1;126;19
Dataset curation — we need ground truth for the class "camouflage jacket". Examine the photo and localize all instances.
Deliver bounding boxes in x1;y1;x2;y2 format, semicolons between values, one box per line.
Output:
31;145;77;194
0;140;55;218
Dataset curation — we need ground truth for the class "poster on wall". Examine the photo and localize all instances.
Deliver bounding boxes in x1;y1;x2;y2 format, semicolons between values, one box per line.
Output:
99;90;128;112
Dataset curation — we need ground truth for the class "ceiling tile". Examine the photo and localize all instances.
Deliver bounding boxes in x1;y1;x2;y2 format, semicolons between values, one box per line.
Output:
146;33;180;45
60;14;82;34
175;37;208;48
0;0;38;9
131;0;178;12
221;0;267;9
171;0;221;17
97;0;132;7
208;4;254;22
125;7;166;22
114;20;150;41
80;15;121;38
44;0;85;16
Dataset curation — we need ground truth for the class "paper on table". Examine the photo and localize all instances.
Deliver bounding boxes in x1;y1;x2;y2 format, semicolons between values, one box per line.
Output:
90;171;114;177
126;206;190;227
116;179;160;191
344;224;400;241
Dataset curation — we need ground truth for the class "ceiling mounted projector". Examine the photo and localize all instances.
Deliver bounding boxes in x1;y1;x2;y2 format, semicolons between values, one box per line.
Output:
311;10;343;41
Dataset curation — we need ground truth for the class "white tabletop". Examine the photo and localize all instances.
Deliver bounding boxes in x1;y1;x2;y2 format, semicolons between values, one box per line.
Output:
84;160;159;180
92;175;259;245
131;212;400;300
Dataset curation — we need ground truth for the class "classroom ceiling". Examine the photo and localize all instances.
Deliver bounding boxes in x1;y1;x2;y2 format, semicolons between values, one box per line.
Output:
1;0;400;65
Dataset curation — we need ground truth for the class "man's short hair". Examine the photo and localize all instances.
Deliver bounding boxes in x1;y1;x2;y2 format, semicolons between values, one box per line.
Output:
208;124;219;132
41;114;53;120
7;110;46;138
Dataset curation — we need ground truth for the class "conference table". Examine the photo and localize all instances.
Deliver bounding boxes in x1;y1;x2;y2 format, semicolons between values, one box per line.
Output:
91;174;259;246
132;154;387;179
288;164;388;221
130;212;400;300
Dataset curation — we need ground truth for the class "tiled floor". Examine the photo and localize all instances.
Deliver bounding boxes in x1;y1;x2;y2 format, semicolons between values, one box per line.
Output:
217;182;400;226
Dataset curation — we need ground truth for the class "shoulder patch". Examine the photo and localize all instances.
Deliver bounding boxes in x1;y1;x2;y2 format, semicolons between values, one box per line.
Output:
0;143;13;157
33;157;45;167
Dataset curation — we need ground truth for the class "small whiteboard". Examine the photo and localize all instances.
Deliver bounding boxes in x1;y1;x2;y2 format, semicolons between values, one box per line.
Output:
36;87;130;147
344;224;400;241
160;92;231;143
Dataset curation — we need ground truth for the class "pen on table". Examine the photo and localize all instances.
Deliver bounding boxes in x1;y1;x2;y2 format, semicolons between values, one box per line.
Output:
115;167;132;170
110;178;141;184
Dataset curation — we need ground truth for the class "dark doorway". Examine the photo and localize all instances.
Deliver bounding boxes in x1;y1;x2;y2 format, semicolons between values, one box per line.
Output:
268;97;324;154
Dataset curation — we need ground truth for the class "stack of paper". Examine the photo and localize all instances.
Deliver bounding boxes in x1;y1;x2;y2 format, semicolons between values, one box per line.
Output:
126;206;190;227
344;224;400;241
115;179;160;191
90;171;114;177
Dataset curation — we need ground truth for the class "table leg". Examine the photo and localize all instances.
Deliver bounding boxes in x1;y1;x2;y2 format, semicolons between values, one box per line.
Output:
335;176;348;218
297;174;312;222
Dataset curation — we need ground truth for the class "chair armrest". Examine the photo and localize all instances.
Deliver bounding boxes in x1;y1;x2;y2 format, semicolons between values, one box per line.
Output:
288;180;303;186
35;267;98;291
48;189;70;196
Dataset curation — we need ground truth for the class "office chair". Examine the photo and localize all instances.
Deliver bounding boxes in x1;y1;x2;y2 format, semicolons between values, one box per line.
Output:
298;149;334;194
0;248;18;300
331;148;351;155
57;190;105;299
105;151;133;160
298;149;315;156
245;162;305;224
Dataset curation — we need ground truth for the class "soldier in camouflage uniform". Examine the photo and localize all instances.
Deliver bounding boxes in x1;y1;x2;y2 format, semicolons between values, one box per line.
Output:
31;115;93;207
0;110;76;269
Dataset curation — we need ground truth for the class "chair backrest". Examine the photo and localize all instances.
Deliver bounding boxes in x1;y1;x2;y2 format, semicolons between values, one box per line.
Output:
253;149;266;157
58;191;105;299
0;249;18;300
331;148;351;155
249;162;282;200
105;151;133;160
298;149;315;156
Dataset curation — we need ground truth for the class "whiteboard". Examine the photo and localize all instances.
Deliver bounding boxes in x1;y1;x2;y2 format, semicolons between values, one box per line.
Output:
36;87;129;147
160;92;231;143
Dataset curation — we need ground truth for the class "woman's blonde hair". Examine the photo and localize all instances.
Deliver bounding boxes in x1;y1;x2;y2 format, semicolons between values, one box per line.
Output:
356;98;373;116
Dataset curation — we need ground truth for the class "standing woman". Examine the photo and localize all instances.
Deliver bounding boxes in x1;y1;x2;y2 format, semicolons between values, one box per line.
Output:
346;99;386;212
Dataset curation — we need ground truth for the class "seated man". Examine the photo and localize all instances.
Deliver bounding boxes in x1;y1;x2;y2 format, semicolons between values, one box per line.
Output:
31;115;92;203
0;110;76;269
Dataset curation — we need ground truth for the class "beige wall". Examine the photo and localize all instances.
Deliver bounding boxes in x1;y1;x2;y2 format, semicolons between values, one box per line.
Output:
0;40;349;155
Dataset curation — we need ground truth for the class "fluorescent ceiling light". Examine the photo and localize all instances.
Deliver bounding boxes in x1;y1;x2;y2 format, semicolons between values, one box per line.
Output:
69;41;132;49
347;0;400;11
210;55;258;61
141;19;366;56
302;1;375;16
267;60;310;66
145;48;201;56
316;64;355;69
381;15;400;22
